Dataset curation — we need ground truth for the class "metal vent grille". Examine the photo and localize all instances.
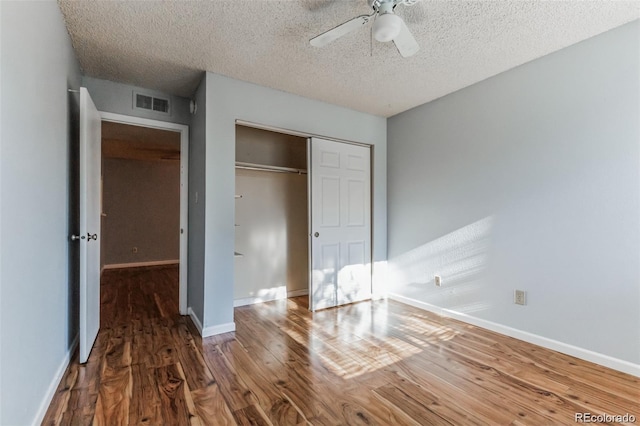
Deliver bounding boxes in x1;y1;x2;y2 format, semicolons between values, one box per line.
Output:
152;97;169;112
133;92;170;114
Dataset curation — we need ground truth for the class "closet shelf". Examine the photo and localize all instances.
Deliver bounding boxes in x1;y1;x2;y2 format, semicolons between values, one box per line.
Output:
235;161;307;175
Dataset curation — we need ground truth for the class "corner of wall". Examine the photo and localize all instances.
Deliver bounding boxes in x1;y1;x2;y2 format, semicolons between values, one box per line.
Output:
202;322;236;338
31;337;78;425
388;293;640;377
186;73;207;323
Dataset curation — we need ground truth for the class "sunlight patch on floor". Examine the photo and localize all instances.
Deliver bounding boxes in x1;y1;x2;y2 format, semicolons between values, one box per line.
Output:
275;299;462;380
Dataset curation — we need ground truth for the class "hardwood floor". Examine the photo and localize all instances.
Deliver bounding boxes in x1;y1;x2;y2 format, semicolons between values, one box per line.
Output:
43;266;639;425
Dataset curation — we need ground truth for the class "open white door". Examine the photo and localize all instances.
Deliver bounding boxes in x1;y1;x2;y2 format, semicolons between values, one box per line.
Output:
309;138;371;311
78;87;101;363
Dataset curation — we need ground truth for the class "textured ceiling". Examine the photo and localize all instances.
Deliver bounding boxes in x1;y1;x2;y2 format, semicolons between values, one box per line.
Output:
58;0;639;117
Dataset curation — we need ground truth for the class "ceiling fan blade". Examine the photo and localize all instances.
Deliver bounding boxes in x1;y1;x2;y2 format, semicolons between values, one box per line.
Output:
310;14;373;47
393;18;419;57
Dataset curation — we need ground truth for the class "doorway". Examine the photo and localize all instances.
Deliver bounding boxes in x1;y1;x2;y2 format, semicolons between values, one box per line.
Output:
100;113;189;314
101;121;180;271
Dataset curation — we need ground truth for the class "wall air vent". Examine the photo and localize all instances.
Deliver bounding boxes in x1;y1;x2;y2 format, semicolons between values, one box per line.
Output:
133;91;170;115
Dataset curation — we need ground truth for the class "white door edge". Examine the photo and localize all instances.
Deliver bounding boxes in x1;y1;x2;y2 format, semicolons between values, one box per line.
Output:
307;138;314;311
99;112;190;315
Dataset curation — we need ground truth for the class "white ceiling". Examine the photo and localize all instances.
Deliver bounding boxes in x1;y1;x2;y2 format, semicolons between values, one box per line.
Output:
58;0;639;117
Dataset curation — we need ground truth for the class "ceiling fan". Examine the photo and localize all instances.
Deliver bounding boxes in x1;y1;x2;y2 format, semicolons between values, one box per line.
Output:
310;0;421;58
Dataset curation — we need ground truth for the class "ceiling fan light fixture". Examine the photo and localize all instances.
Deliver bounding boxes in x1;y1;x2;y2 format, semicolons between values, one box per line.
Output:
373;12;402;43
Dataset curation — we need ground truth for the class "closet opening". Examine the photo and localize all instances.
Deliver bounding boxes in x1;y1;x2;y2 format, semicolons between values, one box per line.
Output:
234;124;309;307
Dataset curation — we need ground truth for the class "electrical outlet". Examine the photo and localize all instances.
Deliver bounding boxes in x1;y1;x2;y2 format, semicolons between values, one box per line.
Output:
514;290;526;305
132;247;138;254
434;275;442;287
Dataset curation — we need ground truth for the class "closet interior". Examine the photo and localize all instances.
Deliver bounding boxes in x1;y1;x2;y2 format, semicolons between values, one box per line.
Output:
234;125;309;306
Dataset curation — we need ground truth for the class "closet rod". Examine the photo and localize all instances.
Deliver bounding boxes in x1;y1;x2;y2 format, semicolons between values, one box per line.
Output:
235;161;307;175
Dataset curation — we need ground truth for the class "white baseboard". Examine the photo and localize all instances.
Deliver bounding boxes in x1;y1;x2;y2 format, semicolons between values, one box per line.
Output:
234;297;259;307
102;259;179;270
371;291;386;301
202;322;236;338
234;289;309;307
32;335;79;426
188;308;236;338
388;293;640;378
188;307;203;335
288;289;309;298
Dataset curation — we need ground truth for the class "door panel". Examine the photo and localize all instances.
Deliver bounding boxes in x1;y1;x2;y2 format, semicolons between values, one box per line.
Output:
347;180;365;226
310;138;371;311
346;153;366;171
339;240;368;305
312;242;339;310
79;87;101;363
319;150;340;168
321;177;340;226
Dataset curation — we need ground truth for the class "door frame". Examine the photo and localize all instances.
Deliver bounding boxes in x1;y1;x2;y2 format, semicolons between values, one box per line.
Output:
101;112;189;315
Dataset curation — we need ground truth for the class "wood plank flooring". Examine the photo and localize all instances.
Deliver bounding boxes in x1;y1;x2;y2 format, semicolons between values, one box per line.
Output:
43;265;639;425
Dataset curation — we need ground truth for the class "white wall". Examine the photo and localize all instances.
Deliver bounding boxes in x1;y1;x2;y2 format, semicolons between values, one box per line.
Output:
0;2;82;424
387;21;640;371
203;72;387;333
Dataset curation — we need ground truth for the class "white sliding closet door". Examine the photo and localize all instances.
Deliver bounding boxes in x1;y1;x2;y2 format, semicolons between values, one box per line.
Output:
309;137;371;311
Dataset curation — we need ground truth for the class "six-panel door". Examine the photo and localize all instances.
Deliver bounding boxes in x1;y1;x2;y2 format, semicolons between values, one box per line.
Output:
310;137;371;311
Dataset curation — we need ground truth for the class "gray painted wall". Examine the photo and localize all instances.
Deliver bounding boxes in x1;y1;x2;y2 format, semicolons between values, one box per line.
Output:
188;76;206;323
102;158;180;265
387;21;640;365
83;76;193;126
0;2;82;424
203;72;387;330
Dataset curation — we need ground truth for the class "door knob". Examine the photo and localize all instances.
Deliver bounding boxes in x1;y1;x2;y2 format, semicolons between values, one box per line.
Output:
314;232;320;238
87;233;98;241
71;234;85;241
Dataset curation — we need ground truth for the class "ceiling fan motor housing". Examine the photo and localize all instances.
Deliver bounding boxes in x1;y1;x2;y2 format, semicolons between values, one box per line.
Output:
371;0;401;43
310;0;420;57
373;13;402;42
